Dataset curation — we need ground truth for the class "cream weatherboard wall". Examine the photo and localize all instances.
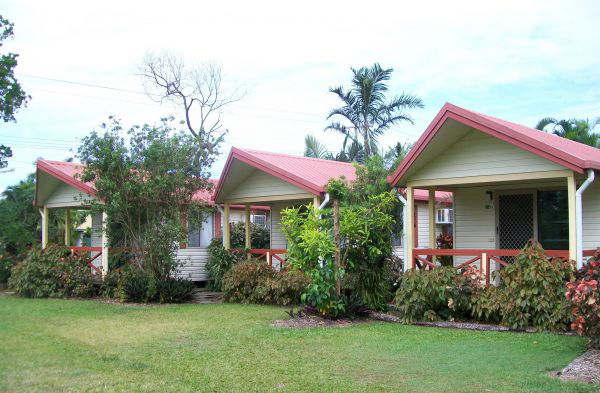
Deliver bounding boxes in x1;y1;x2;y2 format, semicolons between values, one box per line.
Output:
453;187;495;267
225;169;307;201
270;202;289;249
410;129;566;181
44;182;90;208
583;180;600;251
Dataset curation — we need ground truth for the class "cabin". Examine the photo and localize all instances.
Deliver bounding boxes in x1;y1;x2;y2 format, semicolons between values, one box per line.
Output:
388;103;600;282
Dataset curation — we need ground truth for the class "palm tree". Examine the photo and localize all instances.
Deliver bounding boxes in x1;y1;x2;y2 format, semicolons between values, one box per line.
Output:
536;117;600;147
304;135;333;160
303;134;364;163
325;63;423;160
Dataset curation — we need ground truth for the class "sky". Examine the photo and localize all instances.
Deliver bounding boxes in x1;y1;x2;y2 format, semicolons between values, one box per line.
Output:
1;0;600;192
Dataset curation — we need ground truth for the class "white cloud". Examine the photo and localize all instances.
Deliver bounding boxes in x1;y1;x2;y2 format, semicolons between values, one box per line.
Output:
1;0;599;189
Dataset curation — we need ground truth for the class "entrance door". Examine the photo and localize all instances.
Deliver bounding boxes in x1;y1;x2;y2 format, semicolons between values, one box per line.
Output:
497;192;535;250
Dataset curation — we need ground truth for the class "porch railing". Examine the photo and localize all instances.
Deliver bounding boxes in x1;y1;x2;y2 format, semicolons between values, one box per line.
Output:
66;246;144;274
232;248;287;268
412;248;596;286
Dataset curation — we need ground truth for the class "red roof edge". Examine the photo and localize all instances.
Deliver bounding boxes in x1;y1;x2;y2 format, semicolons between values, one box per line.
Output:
37;160;96;197
214;147;322;201
388;103;588;186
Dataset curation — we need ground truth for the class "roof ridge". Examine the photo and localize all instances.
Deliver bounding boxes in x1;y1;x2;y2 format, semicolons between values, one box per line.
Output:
239;147;356;166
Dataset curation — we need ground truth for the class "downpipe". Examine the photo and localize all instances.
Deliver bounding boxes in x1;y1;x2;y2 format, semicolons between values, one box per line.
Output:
576;169;595;268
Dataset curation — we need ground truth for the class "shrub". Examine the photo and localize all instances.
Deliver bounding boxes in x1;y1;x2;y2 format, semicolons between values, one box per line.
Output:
495;242;573;331
206;238;244;291
99;269;122;298
118;267;156;303
222;259;308;306
155;276;195;303
229;221;270;249
436;234;454;267
394;266;481;323
9;245;98;298
566;252;600;348
0;252;19;284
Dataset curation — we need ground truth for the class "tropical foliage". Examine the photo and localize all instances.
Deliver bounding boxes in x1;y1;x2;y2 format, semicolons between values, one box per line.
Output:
8;245;98;298
325;63;423;160
536;117;600;147
396;242;575;332
222;259;308;306
281;159;398;317
566;252;600;348
78;116;216;283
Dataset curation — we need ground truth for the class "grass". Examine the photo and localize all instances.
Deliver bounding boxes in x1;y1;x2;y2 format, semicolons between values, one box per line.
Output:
0;295;596;393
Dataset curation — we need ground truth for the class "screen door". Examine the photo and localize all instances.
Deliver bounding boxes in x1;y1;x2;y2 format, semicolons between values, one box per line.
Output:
498;192;535;251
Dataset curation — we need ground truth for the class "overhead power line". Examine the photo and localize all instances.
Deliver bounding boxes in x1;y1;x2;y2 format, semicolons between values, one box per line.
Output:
17;73;326;118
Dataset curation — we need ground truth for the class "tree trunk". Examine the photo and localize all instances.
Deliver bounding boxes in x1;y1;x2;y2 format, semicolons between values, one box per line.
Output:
333;198;341;296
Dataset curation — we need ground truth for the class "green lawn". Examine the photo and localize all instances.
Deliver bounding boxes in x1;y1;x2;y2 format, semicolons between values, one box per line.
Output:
0;295;596;393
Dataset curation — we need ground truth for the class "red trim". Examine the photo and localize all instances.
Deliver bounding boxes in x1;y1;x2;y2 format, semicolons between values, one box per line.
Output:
37;160;96;197
214;211;222;238
414;248;570;258
214;148;321;202
388;103;593;186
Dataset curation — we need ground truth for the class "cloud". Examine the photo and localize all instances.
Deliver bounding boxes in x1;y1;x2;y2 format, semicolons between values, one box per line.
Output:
1;0;599;190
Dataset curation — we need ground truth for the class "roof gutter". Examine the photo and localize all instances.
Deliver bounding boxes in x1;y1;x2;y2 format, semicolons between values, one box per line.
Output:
576;169;595;268
396;190;409;272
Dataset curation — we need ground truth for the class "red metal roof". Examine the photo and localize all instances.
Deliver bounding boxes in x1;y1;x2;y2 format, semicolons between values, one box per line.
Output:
37;160;216;204
214;147;357;199
412;189;452;203
388;103;600;186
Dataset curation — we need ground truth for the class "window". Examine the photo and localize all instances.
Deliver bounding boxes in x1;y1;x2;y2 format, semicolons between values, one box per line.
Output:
188;213;213;248
537;190;568;250
251;214;267;227
436;208;453;224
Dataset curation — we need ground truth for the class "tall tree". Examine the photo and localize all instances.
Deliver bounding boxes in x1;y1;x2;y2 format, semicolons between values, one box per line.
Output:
138;52;244;161
536;117;600;147
78;117;216;282
304;134;333;160
325;63;423;160
303;134;364;163
0;15;31;169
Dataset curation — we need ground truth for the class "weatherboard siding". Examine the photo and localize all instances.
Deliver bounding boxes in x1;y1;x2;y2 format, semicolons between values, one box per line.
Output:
453;187;495;267
44;182;90;207
175;248;210;281
583;180;600;251
226;170;307;201
270;202;289;250
411;130;566;181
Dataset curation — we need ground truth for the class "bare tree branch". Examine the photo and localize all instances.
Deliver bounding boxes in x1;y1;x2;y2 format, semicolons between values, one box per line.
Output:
137;51;245;147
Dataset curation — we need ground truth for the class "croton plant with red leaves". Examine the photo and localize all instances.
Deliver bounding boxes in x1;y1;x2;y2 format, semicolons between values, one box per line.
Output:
566;251;600;348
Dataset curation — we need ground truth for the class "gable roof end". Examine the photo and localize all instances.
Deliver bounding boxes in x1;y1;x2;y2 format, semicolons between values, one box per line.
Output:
214;147;357;201
388;103;600;186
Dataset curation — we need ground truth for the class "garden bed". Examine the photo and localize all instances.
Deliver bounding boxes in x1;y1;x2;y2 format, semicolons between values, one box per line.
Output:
552;350;600;384
273;315;366;328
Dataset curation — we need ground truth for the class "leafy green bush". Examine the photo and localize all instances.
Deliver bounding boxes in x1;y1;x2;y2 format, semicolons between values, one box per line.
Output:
206;238;244;291
495;242;573;331
566;252;600;348
229;221;270;249
99;270;122;298
118;267;156;303
9;245;98;298
0;252;19;284
155;276;195;303
394;266;481;323
222;259;308;306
